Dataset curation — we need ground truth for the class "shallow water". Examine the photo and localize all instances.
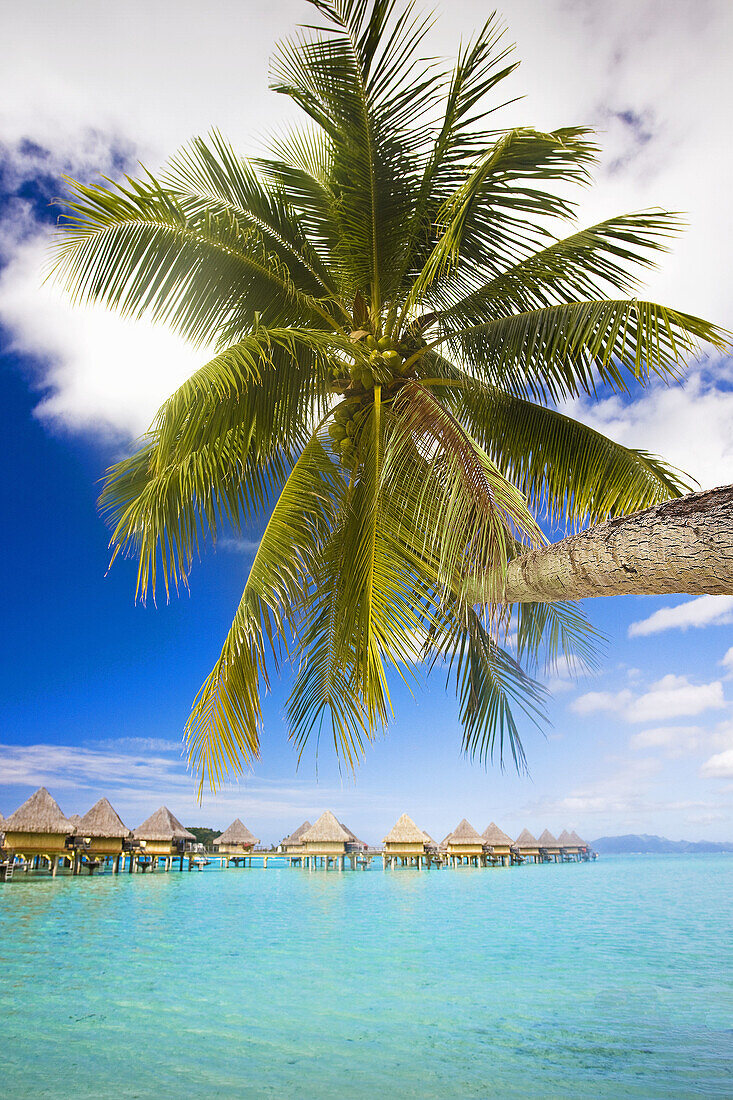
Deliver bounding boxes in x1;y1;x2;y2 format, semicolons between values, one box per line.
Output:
0;854;731;1098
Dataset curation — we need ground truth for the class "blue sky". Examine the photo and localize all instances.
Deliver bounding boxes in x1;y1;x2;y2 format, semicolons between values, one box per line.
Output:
1;1;732;844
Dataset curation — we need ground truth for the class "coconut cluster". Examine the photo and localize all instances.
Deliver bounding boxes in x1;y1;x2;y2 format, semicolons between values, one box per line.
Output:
349;334;412;389
328;330;425;472
328;397;370;470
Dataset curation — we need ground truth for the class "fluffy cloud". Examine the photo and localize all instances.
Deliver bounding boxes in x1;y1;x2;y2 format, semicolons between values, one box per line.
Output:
630;725;707;757
0;218;211;437
0;1;732;444
571;674;726;723
720;647;733;677
700;749;733;780
630;720;733;759
562;363;733;493
0;739;388;838
629;596;733;638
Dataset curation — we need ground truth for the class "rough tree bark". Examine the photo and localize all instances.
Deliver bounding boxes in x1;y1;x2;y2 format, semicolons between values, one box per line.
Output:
503;484;733;604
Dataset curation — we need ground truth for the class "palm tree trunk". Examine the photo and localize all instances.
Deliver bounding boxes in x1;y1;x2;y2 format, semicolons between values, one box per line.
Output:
503;485;733;603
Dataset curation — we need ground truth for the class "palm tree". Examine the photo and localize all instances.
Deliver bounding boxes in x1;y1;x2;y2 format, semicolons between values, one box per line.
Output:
53;0;727;792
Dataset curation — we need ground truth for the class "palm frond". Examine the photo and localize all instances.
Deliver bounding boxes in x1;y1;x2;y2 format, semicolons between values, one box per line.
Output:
52;172;341;343
428;601;546;770
514;599;601;679
437;298;730;402
429;373;693;526
405;126;599;315
388;380;544;601
161;130;343;305
272;0;441;308
437;210;683;322
185;433;345;792
100;327;350;600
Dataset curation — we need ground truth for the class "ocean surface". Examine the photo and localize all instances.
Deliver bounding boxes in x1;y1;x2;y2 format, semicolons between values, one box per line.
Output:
1;853;731;1098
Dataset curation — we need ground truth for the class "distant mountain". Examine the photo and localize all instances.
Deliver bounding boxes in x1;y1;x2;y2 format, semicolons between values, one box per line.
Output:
591;833;733;854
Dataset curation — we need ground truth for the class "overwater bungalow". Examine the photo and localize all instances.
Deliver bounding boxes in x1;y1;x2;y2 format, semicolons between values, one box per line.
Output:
2;787;73;876
280;820;312;854
213;819;260;865
383;813;434;869
67;813;82;831
299;811;364;869
556;829;579;861
133;806;196;871
481;823;514;866
568;830;591;858
341;822;368;852
76;798;131;873
537;829;561;863
444;819;486;867
515;828;541;864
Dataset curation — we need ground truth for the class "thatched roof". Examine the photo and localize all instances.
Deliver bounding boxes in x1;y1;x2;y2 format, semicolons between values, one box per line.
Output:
515;828;539;847
569;829;587;847
133;806;195;842
383;813;427;844
3;788;72;834
482;822;514;846
446;818;483;844
538;829;559;847
282;820;312;846
340;821;367;847
78;798;129;839
214;818;259;846
557;829;574;846
301;811;351;843
0;810;5;828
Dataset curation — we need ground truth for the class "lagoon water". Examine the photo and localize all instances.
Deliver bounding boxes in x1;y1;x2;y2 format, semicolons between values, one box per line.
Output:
1;854;731;1098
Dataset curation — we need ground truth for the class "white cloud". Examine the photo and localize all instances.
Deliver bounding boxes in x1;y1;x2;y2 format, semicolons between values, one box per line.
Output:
0;1;731;443
0;740;393;841
628;675;726;723
720;647;733;677
701;749;733;780
0;219;211;437
572;674;726;724
628;596;733;638
526;756;663;819
570;689;633;716
561;361;733;494
630;725;705;755
631;718;733;758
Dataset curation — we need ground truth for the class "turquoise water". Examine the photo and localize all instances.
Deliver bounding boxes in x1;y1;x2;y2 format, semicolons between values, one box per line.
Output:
1;855;731;1098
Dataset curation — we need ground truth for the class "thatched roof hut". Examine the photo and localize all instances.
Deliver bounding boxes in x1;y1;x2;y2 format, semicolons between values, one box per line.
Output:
133;806;195;852
515;828;540;855
481;822;514;850
282;820;312;851
67;813;83;832
538;828;560;851
301;811;351;852
568;829;588;849
445;819;485;855
384;813;427;845
4;788;72;835
79;799;129;839
383;813;430;855
213;818;259;851
557;829;574;847
2;787;73;855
